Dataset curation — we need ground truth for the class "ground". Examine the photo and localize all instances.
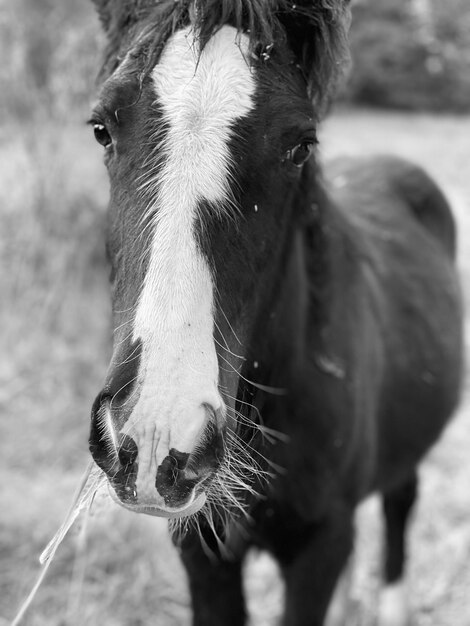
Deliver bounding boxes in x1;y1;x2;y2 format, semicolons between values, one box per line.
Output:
1;109;469;625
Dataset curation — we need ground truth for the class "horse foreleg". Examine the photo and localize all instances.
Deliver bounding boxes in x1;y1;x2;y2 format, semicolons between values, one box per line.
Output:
378;473;418;626
280;510;354;626
180;533;247;626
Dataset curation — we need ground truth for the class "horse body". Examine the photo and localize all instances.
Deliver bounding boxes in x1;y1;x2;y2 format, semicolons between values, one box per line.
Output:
88;2;463;624
326;156;462;489
183;155;462;624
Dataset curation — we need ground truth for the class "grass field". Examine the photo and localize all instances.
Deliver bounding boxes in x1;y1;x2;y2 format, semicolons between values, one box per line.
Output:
1;108;469;626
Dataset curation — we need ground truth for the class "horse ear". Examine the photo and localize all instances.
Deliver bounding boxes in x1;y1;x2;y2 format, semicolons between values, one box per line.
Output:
91;0;112;33
91;0;159;38
91;0;139;36
91;0;155;77
278;0;352;112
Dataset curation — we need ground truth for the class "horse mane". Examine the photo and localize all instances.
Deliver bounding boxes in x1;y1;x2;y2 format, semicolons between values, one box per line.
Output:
92;0;351;110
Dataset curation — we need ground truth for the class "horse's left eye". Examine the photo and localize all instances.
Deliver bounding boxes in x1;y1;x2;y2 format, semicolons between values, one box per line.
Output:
286;141;315;167
93;123;112;148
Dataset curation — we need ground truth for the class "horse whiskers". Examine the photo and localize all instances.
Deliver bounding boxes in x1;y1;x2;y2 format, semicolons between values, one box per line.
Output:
169;500;236;563
170;422;273;551
224;404;290;445
213;319;232;349
224;401;273;444
219;447;264;481
221;433;274;490
112;352;141;368
112;328;136;349
240;418;289;446
109;375;139;410
113;305;136;315
112;413;272;541
226;434;269;471
225;446;277;482
226;427;287;477
110;339;142;367
223;391;262;419
218;353;286;395
215;300;243;346
204;506;233;558
224;419;279;469
112;318;134;335
213;333;246;361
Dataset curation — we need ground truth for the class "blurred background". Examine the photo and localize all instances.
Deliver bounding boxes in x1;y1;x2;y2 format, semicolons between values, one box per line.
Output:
1;0;470;624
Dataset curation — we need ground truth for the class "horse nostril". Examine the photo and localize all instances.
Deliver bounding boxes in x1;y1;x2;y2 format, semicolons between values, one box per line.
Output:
89;391;139;503
157;453;180;487
156;449;197;506
155;419;225;508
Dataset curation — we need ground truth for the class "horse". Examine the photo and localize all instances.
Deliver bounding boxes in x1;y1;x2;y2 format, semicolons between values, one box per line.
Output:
87;1;463;624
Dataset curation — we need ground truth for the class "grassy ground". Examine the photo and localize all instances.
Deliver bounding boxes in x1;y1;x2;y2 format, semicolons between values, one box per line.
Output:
1;109;469;625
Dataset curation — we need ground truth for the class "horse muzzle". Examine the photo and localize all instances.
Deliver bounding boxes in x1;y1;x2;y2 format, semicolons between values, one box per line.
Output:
89;392;225;518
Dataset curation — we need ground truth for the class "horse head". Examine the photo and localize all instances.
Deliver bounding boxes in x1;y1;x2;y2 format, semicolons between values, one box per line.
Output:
88;0;351;520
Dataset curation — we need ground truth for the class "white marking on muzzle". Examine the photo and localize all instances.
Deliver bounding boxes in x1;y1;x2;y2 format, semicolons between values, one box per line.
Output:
126;26;255;503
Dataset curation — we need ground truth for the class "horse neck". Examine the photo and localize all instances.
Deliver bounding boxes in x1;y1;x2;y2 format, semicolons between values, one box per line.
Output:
257;172;357;389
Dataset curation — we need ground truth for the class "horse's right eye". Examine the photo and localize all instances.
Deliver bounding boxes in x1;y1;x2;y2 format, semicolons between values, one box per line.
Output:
93;123;112;148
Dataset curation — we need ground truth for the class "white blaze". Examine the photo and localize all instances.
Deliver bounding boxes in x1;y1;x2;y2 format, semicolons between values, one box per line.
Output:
127;26;255;503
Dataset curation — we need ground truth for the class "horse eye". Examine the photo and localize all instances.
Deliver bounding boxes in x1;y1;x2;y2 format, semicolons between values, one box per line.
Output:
286;141;314;167
93;123;112;148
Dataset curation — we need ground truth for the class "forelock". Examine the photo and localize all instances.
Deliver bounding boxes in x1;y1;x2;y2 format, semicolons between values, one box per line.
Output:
95;0;351;111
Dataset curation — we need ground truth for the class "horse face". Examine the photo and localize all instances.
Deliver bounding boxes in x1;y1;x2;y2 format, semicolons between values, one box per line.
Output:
89;24;315;517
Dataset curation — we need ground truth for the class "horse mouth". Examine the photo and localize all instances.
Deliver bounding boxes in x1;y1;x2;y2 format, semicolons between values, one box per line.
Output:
108;484;207;519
